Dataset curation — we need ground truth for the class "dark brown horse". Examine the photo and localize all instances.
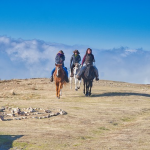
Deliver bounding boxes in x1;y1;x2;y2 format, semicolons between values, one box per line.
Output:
53;64;66;99
82;65;95;96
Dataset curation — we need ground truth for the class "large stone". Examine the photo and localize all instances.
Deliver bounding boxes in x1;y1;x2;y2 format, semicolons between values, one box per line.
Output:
45;110;51;113
10;90;16;95
60;110;67;115
0;116;5;121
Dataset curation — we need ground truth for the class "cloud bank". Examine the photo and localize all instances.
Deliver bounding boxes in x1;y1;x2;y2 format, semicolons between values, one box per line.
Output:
0;36;150;84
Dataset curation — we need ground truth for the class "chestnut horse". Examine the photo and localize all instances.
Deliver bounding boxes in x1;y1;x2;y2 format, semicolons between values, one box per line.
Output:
53;64;66;99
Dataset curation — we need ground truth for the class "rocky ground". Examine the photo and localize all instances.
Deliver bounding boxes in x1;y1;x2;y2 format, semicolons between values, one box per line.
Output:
0;78;150;150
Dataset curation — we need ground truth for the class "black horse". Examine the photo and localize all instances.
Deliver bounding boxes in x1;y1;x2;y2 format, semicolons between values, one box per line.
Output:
82;64;95;96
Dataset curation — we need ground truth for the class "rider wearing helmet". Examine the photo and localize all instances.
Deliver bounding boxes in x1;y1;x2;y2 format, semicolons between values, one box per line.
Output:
77;48;99;80
70;50;81;77
50;50;69;82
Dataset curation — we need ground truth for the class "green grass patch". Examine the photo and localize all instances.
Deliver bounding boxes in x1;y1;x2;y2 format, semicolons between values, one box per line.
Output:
98;127;110;131
12;141;29;149
71;107;82;110
112;122;118;126
121;117;133;122
77;136;93;140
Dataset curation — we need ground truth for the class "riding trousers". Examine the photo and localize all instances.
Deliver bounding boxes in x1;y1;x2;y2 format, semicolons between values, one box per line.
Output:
51;67;68;77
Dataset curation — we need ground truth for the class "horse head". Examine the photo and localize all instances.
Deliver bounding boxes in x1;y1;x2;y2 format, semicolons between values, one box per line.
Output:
55;64;62;77
74;63;81;76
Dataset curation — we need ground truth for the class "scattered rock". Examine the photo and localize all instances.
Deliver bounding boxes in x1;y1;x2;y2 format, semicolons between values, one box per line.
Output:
0;115;5;121
60;110;67;115
0;109;3;112
45;110;51;113
1;106;67;121
10;90;16;95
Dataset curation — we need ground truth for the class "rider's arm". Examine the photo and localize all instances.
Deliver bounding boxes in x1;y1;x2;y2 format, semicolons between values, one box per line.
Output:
70;55;73;68
63;55;65;61
78;55;81;63
93;55;95;62
55;54;59;64
81;55;86;65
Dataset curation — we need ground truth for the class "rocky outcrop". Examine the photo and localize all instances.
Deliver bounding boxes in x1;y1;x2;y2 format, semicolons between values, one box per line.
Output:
0;106;67;121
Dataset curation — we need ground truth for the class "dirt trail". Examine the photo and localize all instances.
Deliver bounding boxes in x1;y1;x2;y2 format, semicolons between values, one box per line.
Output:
0;78;150;150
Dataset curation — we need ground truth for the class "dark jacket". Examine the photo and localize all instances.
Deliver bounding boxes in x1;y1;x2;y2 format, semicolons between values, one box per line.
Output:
81;54;95;65
55;53;65;67
70;54;81;68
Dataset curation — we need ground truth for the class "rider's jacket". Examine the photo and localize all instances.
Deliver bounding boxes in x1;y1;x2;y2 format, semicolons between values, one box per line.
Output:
81;54;95;65
70;54;81;67
55;53;65;67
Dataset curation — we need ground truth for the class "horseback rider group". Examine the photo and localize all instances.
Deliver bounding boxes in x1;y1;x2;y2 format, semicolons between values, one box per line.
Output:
50;48;99;82
50;50;69;82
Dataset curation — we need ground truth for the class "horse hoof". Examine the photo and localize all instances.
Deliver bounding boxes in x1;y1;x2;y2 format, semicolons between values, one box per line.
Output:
85;94;88;97
57;97;60;99
77;87;80;89
75;89;78;91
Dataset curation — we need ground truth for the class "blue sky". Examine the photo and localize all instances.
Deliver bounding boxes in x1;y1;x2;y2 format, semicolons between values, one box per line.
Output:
0;0;150;83
0;0;150;49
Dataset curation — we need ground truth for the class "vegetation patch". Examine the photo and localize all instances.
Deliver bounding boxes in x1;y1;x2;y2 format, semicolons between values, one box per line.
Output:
121;117;133;122
12;141;29;149
98;127;110;131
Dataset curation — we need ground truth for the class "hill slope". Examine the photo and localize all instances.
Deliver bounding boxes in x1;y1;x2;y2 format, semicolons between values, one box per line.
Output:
0;78;150;150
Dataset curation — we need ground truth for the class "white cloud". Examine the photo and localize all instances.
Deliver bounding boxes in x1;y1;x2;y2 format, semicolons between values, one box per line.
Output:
0;36;150;84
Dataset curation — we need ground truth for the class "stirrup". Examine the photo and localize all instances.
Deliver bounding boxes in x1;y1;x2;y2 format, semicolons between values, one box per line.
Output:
66;78;69;83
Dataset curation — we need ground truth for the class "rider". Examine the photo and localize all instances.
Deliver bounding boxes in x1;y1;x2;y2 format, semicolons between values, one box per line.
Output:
77;48;99;81
50;50;69;82
70;50;81;77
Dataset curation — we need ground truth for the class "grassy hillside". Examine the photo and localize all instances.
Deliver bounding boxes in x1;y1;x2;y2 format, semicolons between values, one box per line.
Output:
0;78;150;150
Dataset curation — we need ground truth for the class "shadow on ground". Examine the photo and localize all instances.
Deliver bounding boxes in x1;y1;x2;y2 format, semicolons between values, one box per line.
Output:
0;135;23;150
91;92;150;97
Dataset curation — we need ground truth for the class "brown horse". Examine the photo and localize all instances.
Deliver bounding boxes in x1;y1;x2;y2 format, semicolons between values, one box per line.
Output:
53;64;66;99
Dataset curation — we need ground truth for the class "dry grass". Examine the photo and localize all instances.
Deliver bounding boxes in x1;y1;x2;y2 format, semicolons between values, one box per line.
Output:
0;78;150;150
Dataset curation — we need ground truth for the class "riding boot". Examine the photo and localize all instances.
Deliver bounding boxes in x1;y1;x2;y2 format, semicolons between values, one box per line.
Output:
76;66;86;80
65;75;69;83
50;76;53;82
94;67;99;81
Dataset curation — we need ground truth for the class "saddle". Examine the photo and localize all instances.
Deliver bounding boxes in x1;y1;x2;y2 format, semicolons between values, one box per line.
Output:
84;65;95;80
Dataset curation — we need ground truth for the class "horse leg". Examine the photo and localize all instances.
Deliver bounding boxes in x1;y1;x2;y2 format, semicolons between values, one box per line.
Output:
85;81;89;96
83;79;85;94
60;84;63;96
89;81;92;96
56;82;59;98
57;83;62;99
70;75;72;89
75;77;78;91
78;79;81;89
